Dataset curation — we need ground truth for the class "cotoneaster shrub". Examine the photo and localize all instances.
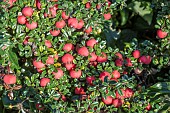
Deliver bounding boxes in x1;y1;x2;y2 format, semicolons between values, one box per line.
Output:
0;0;170;113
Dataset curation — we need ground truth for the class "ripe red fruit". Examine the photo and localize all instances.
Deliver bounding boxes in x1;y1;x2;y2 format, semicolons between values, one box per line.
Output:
46;56;54;65
17;15;26;24
70;69;82;78
97;52;107;63
85;26;92;34
115;52;123;60
26;21;37;30
112;70;120;79
77;46;89;57
99;71;111;82
62;11;69;20
77;20;84;29
132;50;140;58
125;58;133;67
75;87;86;95
45;40;52;48
55;20;66;29
86;38;97;48
86;76;95;85
89;52;97;61
115;89;126;99
157;29;168;39
125;88;134;98
33;60;45;69
85;2;91;9
68;18;78;29
102;96;113;105
112;98;123;108
23;36;30;45
3;74;16;85
49;7;57;17
52;68;64;79
65;63;76;71
63;43;74;52
115;59;123;67
146;103;152;111
22;7;34;17
36;0;41;10
145;56;152;64
138;56;146;63
50;29;60;36
62;53;74;64
104;13;111;20
96;4;101;9
138;55;152;64
37;68;43;73
40;78;50;87
61;95;67;101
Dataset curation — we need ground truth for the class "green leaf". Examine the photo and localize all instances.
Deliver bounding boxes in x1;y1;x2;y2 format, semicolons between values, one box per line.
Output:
8;48;20;69
128;1;153;25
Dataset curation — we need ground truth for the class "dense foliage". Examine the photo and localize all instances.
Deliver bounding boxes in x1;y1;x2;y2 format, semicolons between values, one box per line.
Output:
0;0;170;113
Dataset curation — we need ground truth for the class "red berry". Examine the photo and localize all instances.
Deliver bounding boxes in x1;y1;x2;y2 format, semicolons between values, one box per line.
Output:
26;21;37;30
36;0;41;10
138;55;151;64
112;98;123;108
89;52;97;61
102;96;113;105
46;56;54;65
115;59;123;67
61;95;67;101
97;52;107;63
125;88;134;98
70;69;82;78
65;63;76;71
86;38;97;48
40;78;50;87
77;20;84;29
17;15;26;24
22;7;34;17
50;29;60;36
125;58;133;67
157;29;168;39
63;43;74;52
96;4;101;9
53;68;64;79
68;18;78;29
146;103;152;111
86;76;95;85
75;87;86;95
23;36;30;45
85;2;91;9
3;74;16;85
45;40;52;48
62;53;74;64
112;70;120;79
132;50;140;58
104;13;111;20
55;20;66;29
85;26;92;34
77;46;89;57
99;71;111;82
115;52;123;60
62;11;69;20
33;59;45;69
